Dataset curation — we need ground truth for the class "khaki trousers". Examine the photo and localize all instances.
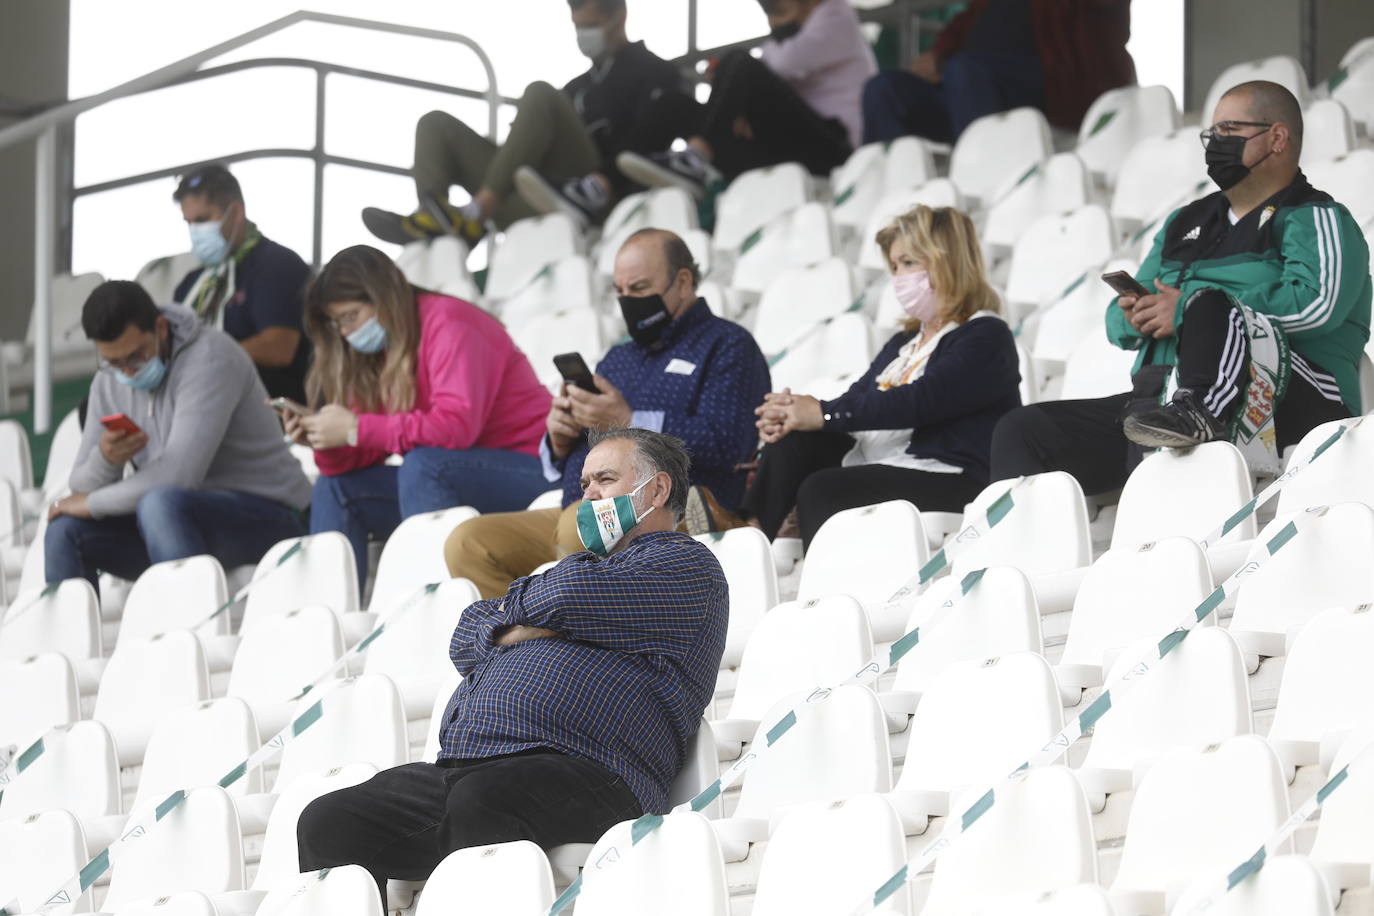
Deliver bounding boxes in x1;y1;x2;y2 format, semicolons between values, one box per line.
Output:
413;80;601;230
445;503;585;599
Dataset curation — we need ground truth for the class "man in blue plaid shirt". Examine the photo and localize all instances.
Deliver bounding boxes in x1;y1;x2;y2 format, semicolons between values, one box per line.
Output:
298;428;728;904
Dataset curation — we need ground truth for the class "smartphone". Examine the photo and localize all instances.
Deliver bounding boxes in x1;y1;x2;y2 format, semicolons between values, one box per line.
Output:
269;397;312;416
100;413;142;435
1101;270;1150;298
553;352;600;394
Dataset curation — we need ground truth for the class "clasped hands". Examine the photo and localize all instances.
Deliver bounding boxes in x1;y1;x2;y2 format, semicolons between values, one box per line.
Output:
754;388;824;444
281;404;358;450
547;375;632;459
1119;278;1183;339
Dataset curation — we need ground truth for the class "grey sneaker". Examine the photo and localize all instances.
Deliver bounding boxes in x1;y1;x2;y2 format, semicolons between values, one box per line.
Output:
514;167;610;230
616;149;721;201
1123;389;1226;449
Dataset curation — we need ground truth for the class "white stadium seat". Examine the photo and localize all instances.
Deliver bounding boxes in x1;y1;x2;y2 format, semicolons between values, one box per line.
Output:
1172;854;1336;916
135;251;202;305
1276;418;1374;513
240;533;360;635
94;629;212;767
949;106;1053;207
1308;726;1374;889
594;187;700;278
983;152;1091;258
949;472;1092;579
394;235;481;303
363;577;478;719
750;257;858;358
766;310;874;398
0;651;79;749
1200;55;1310;127
1004;205;1115;320
0;808;91;915
1075;84;1180;186
692;527;778;678
227;605;345;735
367;506;475;613
495;254;596;330
1056;326;1138;400
712;162;810;252
798;499;928;611
1300;98;1355;167
255;864;384;916
508;306;605;391
1302;147;1374;227
1112;441;1255;549
730;201;837;294
117;555;231;647
484;212;582;301
0;719;120;823
575;814;727;916
856;178;963;275
1111;128;1209;235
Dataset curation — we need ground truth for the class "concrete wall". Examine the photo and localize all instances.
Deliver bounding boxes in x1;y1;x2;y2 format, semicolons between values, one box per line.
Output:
0;0;69;343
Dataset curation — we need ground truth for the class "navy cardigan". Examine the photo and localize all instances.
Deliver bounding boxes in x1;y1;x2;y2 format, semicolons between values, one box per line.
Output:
819;315;1022;484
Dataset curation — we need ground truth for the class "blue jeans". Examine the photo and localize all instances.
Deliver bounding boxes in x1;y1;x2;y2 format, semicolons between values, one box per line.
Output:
45;487;308;588
862;51;1047;144
310;446;550;588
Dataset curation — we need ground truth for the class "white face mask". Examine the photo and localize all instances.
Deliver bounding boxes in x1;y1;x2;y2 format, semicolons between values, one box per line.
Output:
576;25;608;59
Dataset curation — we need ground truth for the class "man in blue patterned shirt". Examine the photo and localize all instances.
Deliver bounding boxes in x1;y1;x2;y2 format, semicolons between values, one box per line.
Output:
446;228;770;598
297;429;729;904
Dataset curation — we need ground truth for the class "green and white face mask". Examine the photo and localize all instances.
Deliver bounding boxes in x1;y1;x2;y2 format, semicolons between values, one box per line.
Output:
577;476;655;557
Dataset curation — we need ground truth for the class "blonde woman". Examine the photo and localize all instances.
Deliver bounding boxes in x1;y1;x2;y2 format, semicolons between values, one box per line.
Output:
282;245;551;587
741;205;1020;548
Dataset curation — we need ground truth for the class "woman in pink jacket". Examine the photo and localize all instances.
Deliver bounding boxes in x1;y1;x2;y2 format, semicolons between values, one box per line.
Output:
283;245;550;588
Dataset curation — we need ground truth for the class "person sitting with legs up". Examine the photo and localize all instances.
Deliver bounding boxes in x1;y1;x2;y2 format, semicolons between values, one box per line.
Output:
296;428;728;907
990;81;1370;496
46;281;311;589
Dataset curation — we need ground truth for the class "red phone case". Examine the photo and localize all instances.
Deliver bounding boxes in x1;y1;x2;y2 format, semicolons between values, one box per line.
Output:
101;413;141;434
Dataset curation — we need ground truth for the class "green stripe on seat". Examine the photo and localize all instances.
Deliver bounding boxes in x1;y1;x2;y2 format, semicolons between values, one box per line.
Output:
960;789;995;829
155;790;186;820
1317;766;1349;803
1226;846;1266;889
1194;586;1225;622
631;813;663;845
873;865;909;905
986;491;1015;526
16;738;44;772
78;849;110;892
690;780;722;812
1079;691;1113;730
293;700;324;736
1266;521;1298;555
889;628;921;665
766;711;797;745
219;761;248;789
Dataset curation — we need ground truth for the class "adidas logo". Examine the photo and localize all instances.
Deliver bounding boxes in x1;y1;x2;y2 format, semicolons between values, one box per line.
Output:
1182;226;1201;241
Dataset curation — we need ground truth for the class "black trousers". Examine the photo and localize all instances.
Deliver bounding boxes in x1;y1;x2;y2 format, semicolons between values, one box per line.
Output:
296;749;641;904
741;430;987;549
628;51;852;180
990;291;1352;495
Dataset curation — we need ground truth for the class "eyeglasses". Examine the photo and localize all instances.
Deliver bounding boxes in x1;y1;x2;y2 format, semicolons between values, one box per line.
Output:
98;341;157;374
328;307;371;334
1198;120;1273;149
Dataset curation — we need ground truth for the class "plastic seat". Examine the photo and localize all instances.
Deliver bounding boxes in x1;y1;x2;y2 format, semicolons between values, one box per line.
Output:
1111;128;1209;234
496;254;596;330
766;311;874;396
1111;441;1255;549
1266;606;1374;775
0;808;91;915
1303;148;1374;226
751;795;909;916
269;675;407;794
712;162;810;252
1077;627;1251;809
1057;326;1137;400
923;766;1097;916
1058;537;1215;691
750;257;857;358
24;273;104;370
0;652;78;749
118;555;231;648
948;472;1092;579
485;212;582;301
1332;40;1374;131
37;409;84;506
254;864;384;916
890;566;1042;696
1301;98;1356;166
889;652;1064;835
1075;84;1180;186
135;251;202;305
363;578;478;719
1004;205;1115;319
111;891;223;916
968;884;1117;916
93;629;212;768
797;500;928;623
0;578;102;688
367;508;477;614
240;533;360;635
0;424;31;495
731;202;837;294
948;106;1052;207
1109;735;1290;913
575;814;727;916
1172;854;1336;916
507;306;605;391
1200;55;1310;128
1308;727;1374;889
692;527;778;680
719;684;892;862
1029;256;1138;392
713;596;874;758
1227;503;1374;658
0;719;120;823
856;179;962;275
101;785;245;909
393;235;480;302
134;698;263;808
829;139;936;233
594;187;699;277
983;153;1091;257
1276;418;1374;513
226;606;345;736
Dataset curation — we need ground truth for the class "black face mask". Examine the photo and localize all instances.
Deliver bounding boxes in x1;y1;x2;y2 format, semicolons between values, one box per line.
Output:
770;22;802;42
1205;132;1272;191
618;291;673;346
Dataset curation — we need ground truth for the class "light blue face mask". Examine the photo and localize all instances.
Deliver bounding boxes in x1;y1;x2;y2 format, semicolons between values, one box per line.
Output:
346;316;389;354
189;220;231;266
115;354;168;391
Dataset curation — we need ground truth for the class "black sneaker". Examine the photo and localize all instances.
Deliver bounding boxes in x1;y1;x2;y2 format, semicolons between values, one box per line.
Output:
616;149;721;201
514;167;609;230
1123;389;1226;449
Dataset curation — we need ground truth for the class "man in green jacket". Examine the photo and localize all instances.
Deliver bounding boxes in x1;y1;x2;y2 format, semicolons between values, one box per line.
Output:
991;80;1370;493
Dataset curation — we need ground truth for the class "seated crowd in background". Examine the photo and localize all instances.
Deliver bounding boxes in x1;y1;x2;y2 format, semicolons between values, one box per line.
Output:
444;228;770;598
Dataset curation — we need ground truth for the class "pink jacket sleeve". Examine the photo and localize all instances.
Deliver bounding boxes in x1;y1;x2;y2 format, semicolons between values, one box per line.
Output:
353;311;503;456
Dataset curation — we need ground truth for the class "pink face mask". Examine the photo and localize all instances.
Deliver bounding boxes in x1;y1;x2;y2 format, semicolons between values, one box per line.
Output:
893;269;939;323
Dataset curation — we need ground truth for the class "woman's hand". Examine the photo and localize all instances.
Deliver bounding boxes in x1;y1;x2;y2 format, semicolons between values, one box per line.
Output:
754;389;823;444
279;408;311;447
301;404;359;450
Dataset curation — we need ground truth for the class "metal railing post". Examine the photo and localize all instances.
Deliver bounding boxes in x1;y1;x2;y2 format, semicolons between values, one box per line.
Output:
33;126;56;435
313;68;327;267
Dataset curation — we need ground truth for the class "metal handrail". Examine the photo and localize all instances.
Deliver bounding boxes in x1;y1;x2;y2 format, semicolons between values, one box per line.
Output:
2;11;504;434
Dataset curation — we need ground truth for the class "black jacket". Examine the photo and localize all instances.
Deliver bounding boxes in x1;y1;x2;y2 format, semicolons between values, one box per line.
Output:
820;316;1022;484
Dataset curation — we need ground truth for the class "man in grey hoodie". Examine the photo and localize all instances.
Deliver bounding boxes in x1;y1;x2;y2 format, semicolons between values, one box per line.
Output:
45;280;313;588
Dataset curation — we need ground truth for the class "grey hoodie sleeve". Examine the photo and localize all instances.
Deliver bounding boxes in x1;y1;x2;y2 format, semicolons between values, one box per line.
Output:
67;379;125;497
85;345;247;519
